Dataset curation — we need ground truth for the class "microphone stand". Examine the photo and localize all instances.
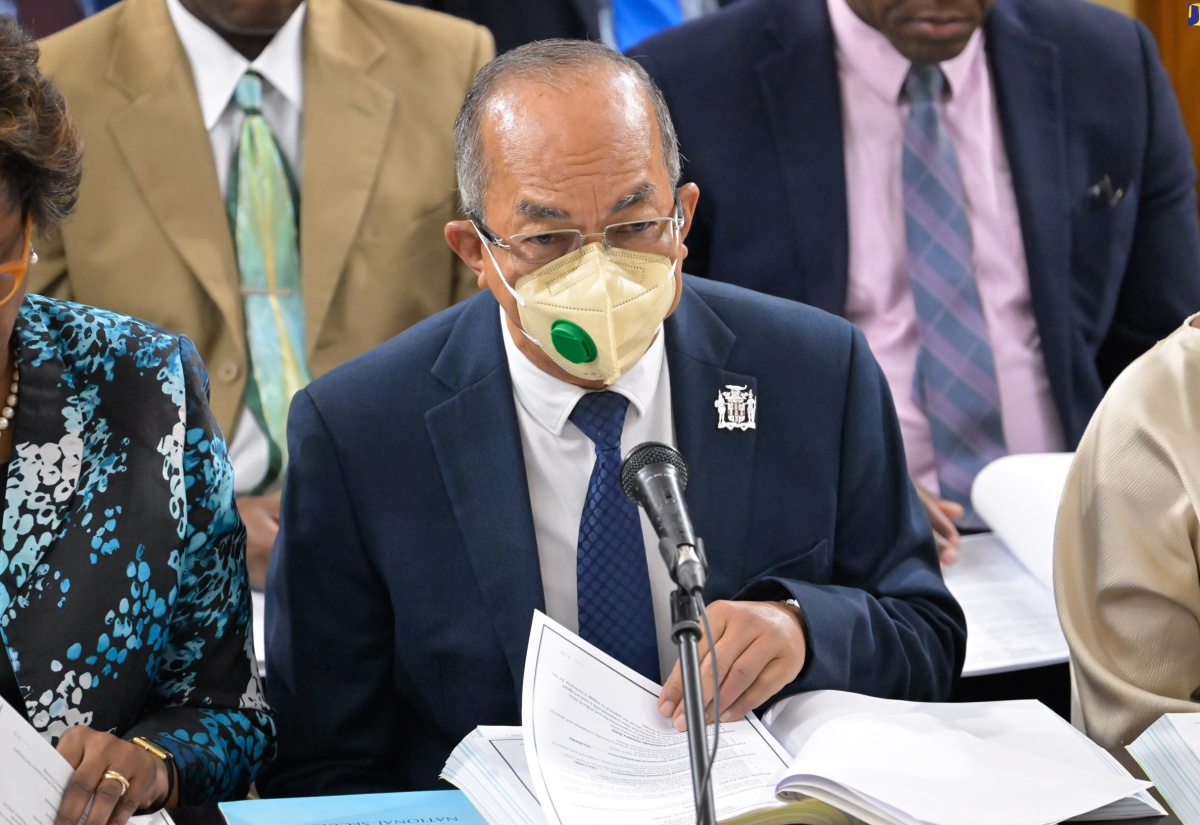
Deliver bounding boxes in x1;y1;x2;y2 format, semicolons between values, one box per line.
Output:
664;538;716;825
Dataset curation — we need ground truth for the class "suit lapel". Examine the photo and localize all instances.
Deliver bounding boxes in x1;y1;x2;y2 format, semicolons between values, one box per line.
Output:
426;297;545;689
0;304;81;620
754;0;848;313
300;0;394;355
105;0;244;356
665;284;756;596
986;7;1073;431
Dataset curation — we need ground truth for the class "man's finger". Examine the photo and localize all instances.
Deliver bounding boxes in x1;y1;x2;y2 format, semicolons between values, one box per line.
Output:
671;625;754;729
937;499;965;521
705;636;777;725
658;662;684;719
937;533;958;565
718;656;797;722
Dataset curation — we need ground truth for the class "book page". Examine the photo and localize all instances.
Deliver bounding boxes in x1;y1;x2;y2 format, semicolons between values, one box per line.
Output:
521;611;792;825
941;534;1068;676
777;712;1149;825
763;691;1162;822
970;452;1075;589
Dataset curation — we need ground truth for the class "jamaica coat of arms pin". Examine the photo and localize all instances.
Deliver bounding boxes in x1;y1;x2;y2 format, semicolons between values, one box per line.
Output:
715;385;756;431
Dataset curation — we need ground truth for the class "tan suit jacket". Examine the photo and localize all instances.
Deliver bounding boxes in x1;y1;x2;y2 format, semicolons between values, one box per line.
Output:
33;0;493;436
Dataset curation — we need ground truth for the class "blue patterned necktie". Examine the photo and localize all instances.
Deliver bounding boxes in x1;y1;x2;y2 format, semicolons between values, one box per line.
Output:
228;71;312;489
903;65;1007;528
570;391;659;682
611;0;683;51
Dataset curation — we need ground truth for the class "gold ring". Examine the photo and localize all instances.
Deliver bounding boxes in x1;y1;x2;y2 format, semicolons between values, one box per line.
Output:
102;769;130;797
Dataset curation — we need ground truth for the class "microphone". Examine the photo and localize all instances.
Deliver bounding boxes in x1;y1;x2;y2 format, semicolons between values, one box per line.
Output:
620;442;707;592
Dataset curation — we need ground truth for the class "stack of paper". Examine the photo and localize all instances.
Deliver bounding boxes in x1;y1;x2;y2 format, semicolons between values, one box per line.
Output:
1127;713;1200;823
443;727;545;825
941;452;1075;676
443;612;1160;825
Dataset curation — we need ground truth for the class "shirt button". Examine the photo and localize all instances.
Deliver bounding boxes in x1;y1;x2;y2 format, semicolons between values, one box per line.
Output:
217;362;240;383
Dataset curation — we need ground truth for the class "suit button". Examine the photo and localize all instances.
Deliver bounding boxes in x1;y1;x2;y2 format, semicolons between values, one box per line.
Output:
217;362;240;383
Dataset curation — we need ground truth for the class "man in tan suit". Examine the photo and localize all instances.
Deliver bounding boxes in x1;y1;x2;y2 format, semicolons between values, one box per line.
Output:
33;0;494;588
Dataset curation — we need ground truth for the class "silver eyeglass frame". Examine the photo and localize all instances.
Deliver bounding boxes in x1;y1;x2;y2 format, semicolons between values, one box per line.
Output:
470;191;684;266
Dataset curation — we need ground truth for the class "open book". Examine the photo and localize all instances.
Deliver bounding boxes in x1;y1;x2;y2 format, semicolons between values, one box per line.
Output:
442;612;1161;825
942;452;1075;676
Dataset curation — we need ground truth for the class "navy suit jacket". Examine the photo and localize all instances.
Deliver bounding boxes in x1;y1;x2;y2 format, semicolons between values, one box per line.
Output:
634;0;1200;448
260;278;965;796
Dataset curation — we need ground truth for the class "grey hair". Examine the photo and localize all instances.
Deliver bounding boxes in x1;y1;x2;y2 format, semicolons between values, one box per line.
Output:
454;38;682;220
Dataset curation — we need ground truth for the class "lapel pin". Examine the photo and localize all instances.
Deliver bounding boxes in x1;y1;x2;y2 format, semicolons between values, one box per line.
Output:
715;384;756;431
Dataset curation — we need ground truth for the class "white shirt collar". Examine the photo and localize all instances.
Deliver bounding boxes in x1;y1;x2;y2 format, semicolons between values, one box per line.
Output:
501;307;668;437
166;0;307;131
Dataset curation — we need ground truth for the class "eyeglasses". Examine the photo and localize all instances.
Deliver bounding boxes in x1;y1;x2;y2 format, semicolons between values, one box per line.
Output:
0;216;35;306
472;192;684;276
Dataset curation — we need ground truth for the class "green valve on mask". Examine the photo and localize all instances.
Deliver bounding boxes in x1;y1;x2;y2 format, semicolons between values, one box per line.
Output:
550;319;598;364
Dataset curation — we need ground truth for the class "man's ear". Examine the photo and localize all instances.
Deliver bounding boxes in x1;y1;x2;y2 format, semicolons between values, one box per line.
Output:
676;182;700;262
445;220;489;289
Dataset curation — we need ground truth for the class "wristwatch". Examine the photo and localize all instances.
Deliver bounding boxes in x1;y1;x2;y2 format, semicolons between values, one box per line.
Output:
131;737;176;809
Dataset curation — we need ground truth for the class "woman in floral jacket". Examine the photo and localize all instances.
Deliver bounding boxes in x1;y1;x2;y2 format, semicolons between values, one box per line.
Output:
0;17;274;823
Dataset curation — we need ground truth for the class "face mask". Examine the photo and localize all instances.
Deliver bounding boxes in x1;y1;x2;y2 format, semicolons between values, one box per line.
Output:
479;233;678;385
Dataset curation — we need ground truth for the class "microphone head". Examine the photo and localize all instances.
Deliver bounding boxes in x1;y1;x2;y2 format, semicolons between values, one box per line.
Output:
620;442;688;500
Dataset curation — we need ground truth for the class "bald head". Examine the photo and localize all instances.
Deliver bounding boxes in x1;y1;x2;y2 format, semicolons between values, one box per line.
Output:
454;39;681;221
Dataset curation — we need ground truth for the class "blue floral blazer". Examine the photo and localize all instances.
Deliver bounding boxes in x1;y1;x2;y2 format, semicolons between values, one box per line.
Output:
0;295;275;803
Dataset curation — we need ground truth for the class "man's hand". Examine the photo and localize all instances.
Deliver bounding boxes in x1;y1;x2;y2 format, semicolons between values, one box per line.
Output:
913;480;963;565
657;600;806;730
238;494;281;591
55;728;174;825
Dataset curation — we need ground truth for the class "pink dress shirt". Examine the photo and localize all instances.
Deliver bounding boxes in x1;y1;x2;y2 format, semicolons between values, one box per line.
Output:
827;0;1065;494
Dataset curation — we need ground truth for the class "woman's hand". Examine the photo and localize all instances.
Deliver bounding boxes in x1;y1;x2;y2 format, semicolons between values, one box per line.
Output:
54;727;172;825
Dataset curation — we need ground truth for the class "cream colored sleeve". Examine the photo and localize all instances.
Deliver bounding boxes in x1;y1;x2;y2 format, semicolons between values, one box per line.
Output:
1054;340;1200;747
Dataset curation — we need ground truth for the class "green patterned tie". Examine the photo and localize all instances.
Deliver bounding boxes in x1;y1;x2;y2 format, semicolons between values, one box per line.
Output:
228;71;311;488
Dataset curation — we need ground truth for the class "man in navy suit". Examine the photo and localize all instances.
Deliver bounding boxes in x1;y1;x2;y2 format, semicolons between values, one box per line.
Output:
633;0;1200;561
261;39;964;796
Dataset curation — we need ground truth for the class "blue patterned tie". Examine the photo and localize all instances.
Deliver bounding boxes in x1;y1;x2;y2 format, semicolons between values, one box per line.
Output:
611;0;683;51
571;391;659;682
903;65;1007;528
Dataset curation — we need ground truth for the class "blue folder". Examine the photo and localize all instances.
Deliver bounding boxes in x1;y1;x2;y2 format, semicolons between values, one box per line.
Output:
220;790;487;825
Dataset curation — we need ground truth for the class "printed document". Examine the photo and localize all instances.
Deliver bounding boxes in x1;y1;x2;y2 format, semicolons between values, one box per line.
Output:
0;700;73;825
522;611;808;825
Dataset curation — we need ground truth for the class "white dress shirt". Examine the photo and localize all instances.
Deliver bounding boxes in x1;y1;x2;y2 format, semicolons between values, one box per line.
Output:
165;0;307;495
502;311;680;681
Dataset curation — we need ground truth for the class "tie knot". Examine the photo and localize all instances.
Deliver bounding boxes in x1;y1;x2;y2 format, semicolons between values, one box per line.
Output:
235;72;264;115
570;391;630;453
904;64;945;104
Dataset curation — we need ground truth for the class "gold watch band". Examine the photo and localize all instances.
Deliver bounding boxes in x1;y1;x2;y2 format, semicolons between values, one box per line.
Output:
131;736;172;762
